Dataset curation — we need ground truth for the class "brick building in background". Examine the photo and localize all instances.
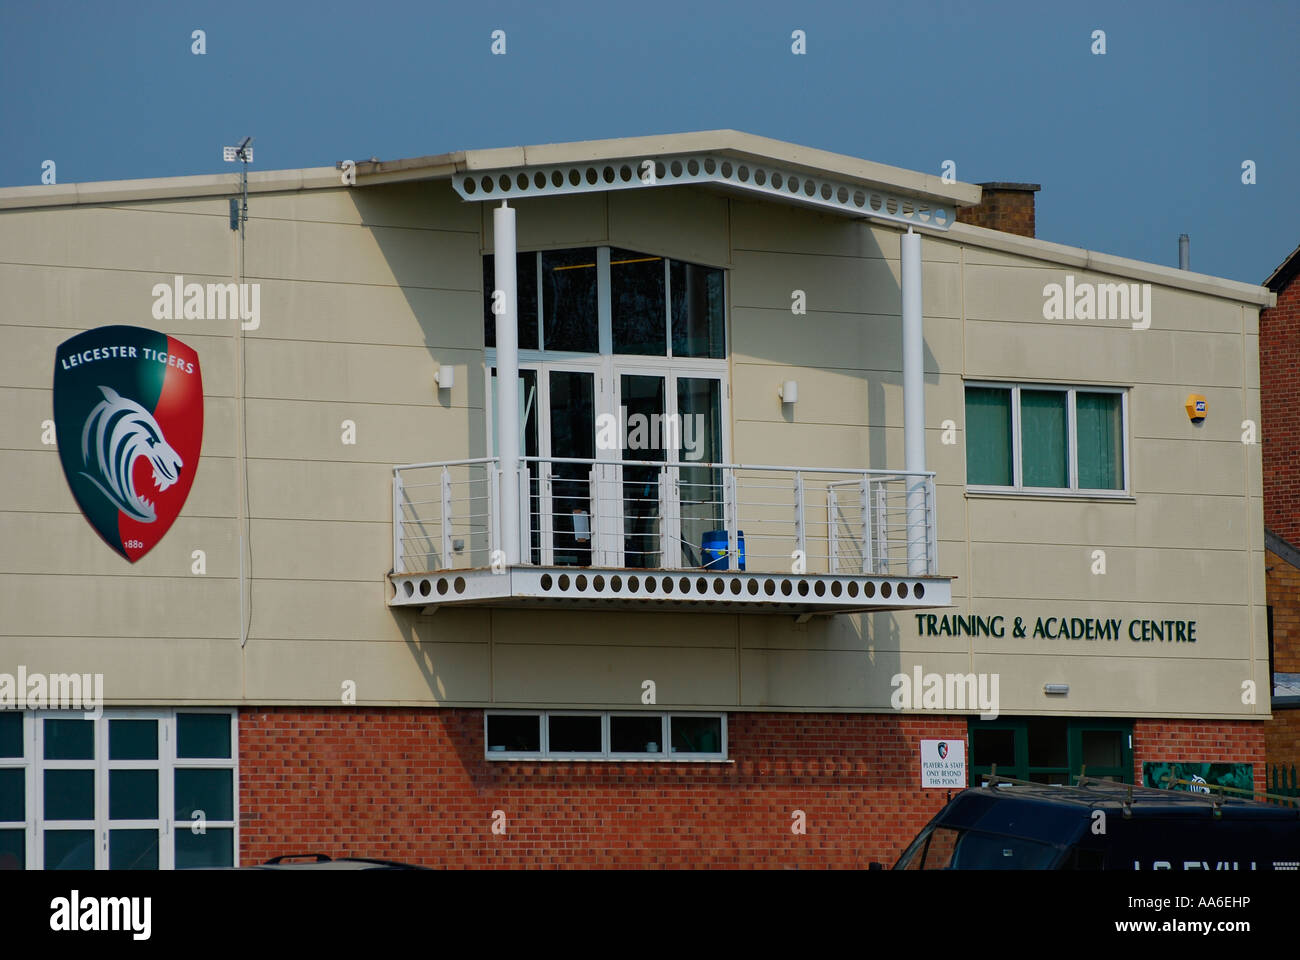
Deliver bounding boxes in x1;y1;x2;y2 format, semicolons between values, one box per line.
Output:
1262;244;1300;771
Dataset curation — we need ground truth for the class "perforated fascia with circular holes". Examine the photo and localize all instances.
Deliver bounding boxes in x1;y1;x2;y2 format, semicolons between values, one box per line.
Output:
452;154;953;230
389;567;949;614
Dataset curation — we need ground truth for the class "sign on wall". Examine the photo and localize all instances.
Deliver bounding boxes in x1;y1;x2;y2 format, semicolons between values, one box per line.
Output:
920;739;967;789
914;613;1199;645
53;326;203;562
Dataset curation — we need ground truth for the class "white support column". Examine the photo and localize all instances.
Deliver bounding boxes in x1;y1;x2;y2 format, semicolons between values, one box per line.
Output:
901;227;928;575
494;202;521;565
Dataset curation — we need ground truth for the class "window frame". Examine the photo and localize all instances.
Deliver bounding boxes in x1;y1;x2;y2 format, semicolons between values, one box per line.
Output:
485;711;542;756
667;712;727;759
543;710;606;759
484;244;732;464
484;709;727;762
964;380;1130;497
171;708;239;870
607;712;669;760
968;717;1133;786
3;708;238;870
484;245;732;571
484;244;728;362
0;712;30;871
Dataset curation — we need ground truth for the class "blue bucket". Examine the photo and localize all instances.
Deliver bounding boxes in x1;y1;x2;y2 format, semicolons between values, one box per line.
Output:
701;530;745;571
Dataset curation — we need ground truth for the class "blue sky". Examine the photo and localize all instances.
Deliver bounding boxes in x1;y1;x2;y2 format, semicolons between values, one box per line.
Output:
2;0;1295;283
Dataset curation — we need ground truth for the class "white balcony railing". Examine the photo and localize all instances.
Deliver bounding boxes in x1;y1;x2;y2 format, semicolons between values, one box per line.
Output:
393;457;939;578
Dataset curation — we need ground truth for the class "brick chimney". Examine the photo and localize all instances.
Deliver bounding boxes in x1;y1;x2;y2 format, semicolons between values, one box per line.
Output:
956;182;1040;238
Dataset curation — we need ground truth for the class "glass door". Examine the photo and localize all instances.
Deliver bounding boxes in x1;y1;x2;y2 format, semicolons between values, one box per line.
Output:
675;375;724;570
619;372;666;568
490;364;601;567
1069;723;1132;783
613;368;727;570
34;711;171;870
485;242;729;571
545;368;596;566
104;715;164;870
37;715;99;869
490;367;541;565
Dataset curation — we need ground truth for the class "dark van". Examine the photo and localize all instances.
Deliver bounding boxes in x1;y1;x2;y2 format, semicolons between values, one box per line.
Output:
892;778;1300;870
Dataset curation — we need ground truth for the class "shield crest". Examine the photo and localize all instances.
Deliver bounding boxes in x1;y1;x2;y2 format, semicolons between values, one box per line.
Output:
53;326;203;562
937;742;948;759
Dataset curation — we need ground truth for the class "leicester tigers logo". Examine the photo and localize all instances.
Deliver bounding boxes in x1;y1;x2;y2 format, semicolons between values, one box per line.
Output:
54;326;203;562
80;386;184;523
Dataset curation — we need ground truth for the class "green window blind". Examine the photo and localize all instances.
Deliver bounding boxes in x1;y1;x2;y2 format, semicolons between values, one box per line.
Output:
965;387;1013;485
1076;392;1123;489
1020;390;1068;488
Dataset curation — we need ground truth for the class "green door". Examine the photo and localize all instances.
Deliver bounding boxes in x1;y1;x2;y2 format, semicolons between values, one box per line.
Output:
968;718;1132;785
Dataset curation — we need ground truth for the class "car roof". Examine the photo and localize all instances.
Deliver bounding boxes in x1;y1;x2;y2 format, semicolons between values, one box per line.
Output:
248;855;431;870
946;779;1300;822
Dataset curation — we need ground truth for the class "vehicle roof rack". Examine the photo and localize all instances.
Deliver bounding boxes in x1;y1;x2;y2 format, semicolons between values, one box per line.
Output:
980;765;1300;813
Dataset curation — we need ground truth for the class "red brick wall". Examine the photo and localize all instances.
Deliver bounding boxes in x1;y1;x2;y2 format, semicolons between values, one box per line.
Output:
1268;548;1300;673
1133;718;1267;796
1264;708;1300;770
1262;275;1300;545
238;708;965;868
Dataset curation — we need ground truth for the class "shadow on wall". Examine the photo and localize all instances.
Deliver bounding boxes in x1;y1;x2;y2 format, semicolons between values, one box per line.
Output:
356;180;932;713
353;182;491;464
725;195;942;472
359;182;943;470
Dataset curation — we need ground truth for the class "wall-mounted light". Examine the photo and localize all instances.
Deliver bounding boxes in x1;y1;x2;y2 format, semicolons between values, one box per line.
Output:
436;366;455;390
779;380;798;404
1044;683;1069;695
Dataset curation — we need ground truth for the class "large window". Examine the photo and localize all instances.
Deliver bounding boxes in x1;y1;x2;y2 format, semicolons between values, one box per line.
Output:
483;246;725;359
965;383;1126;494
484;245;729;571
485;711;726;761
0;709;238;870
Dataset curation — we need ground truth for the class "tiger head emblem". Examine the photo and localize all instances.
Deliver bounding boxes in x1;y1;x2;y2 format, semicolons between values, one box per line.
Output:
79;385;183;523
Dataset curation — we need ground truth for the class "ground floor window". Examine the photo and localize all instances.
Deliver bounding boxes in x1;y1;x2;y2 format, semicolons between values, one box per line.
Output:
485;711;725;761
0;709;237;870
968;717;1132;785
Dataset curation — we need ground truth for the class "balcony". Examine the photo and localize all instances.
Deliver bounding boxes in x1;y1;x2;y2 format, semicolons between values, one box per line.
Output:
388;457;952;615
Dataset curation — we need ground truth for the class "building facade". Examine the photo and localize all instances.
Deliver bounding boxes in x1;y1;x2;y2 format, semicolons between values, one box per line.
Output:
0;131;1276;868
